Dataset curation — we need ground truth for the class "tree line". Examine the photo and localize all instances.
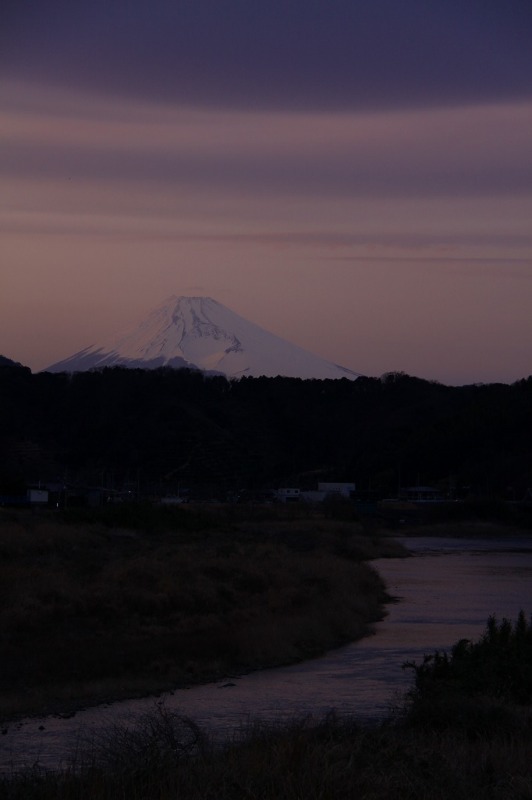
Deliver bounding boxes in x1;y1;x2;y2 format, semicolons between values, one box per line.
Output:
1;360;531;501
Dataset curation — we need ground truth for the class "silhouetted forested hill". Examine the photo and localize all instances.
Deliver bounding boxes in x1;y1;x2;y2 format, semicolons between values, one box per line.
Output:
1;364;531;499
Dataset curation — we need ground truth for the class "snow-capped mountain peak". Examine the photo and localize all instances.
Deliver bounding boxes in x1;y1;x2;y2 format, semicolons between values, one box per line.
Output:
45;296;361;380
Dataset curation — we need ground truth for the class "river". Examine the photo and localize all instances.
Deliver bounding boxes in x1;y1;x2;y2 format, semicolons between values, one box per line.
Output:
1;533;531;771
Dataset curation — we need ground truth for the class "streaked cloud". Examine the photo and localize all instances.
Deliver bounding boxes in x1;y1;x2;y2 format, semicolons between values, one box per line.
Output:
3;82;532;201
1;3;532;384
3;1;532;112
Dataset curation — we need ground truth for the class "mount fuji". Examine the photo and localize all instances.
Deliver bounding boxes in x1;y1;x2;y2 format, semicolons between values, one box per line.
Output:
45;296;361;380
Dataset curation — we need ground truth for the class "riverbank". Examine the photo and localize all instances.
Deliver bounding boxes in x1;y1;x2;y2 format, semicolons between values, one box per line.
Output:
3;707;531;800
0;507;406;721
398;519;532;539
2;529;531;798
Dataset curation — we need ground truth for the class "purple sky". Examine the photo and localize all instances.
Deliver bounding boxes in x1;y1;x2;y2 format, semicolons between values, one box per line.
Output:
2;1;532;383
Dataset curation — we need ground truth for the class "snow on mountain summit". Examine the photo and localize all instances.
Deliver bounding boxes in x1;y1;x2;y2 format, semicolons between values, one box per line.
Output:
45;296;360;380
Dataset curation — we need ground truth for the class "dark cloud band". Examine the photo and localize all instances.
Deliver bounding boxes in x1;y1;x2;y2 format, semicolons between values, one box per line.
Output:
3;0;532;111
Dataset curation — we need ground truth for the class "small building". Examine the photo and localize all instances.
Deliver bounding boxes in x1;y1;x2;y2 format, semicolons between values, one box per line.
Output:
317;482;355;497
275;488;301;503
399;486;445;504
27;488;49;505
160;495;187;505
300;490;327;503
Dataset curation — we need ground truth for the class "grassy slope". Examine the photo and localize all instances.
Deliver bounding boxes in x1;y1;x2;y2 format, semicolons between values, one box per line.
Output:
2;706;530;799
0;507;406;719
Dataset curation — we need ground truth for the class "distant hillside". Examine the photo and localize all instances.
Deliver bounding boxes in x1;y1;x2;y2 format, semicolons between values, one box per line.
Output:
0;367;531;501
0;354;25;368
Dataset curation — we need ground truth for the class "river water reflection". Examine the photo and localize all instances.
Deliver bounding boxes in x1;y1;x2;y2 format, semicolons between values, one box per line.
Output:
2;534;531;771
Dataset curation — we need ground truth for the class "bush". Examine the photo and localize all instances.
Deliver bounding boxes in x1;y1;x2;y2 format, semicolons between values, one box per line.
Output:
79;705;206;775
404;611;532;709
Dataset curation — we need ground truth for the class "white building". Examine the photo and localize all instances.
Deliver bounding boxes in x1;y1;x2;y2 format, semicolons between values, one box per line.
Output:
317;482;355;497
275;488;301;503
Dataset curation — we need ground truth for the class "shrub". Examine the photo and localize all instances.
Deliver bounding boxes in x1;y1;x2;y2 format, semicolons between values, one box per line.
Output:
404;611;532;709
78;705;206;775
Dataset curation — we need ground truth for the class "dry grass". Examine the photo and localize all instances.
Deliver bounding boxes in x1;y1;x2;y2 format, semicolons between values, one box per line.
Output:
1;707;531;799
0;510;403;719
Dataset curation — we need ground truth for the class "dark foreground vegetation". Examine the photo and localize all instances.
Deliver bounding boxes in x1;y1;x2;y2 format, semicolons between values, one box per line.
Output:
0;505;405;720
2;615;531;800
1;362;532;500
404;610;532;709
